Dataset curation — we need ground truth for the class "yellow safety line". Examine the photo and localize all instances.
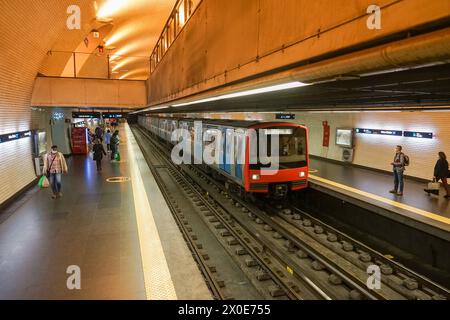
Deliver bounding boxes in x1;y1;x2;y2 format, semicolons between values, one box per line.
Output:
125;124;178;300
309;174;450;225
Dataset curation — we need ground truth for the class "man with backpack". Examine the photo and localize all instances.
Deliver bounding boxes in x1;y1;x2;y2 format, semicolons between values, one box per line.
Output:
389;145;409;196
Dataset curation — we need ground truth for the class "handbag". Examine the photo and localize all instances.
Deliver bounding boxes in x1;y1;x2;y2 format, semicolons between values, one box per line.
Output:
424;178;440;196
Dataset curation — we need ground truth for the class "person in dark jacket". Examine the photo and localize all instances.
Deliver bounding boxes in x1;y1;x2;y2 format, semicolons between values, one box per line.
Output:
434;151;450;198
93;138;107;172
389;145;406;196
110;130;120;161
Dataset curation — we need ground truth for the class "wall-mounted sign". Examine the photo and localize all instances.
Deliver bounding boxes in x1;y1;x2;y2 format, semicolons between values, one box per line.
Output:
403;131;433;139
102;112;126;119
355;128;402;136
336;128;354;148
72;112;101;119
275;114;295;120
0;130;32;144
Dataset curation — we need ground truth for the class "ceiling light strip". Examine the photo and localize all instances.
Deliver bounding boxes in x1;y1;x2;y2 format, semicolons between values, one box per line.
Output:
172;81;310;107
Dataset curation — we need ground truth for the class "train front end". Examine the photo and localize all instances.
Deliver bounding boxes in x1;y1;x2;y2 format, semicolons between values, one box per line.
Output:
245;123;309;198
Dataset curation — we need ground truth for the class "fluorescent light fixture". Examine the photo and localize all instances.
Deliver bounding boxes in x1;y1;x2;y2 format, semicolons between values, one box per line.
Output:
150;106;169;110
172;81;310;107
135;106;170;113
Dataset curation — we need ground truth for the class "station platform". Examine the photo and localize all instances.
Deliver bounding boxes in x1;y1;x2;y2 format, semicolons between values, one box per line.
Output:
0;124;211;300
308;157;450;240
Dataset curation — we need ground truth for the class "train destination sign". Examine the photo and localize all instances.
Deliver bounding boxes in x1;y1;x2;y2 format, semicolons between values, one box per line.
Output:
355;128;402;136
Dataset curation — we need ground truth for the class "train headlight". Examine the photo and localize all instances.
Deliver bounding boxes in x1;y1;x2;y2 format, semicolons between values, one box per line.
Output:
251;174;260;180
299;171;306;178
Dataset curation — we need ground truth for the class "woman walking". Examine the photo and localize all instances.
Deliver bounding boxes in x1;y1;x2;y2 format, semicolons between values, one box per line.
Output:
93;138;107;172
434;151;450;199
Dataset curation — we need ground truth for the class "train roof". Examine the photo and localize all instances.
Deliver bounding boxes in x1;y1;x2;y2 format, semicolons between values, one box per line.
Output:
142;115;303;129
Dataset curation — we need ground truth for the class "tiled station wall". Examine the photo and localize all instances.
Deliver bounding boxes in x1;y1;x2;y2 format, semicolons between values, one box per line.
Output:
0;0;93;205
205;111;449;181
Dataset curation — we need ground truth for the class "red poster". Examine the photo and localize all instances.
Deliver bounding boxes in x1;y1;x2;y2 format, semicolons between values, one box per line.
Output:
322;121;330;147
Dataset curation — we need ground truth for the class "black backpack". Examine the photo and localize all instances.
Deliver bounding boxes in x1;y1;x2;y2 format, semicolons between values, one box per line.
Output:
403;154;410;166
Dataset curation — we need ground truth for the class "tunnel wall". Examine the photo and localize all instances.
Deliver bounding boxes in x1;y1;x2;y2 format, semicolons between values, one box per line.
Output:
0;0;94;205
147;0;450;107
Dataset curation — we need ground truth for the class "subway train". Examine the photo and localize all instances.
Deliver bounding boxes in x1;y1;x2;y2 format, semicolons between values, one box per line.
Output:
138;115;309;199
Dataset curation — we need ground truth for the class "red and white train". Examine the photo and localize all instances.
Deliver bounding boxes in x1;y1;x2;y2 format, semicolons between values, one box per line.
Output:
138;115;309;198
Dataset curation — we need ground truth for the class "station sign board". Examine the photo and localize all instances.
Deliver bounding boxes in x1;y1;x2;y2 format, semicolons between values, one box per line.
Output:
102;112;127;119
355;128;402;136
403;131;433;139
275;114;295;120
72;112;101;119
355;128;433;139
0;130;32;144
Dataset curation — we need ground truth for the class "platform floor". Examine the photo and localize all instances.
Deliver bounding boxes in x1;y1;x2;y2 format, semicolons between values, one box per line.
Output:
309;157;450;230
0;124;211;300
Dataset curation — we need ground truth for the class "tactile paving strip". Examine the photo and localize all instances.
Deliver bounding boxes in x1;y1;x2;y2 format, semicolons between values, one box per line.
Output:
125;124;178;300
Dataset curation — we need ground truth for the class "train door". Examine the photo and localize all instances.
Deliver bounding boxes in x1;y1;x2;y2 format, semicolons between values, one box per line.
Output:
235;130;245;181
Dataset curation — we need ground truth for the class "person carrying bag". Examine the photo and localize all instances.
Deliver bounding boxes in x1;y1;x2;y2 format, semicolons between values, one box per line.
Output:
42;145;68;199
428;151;450;199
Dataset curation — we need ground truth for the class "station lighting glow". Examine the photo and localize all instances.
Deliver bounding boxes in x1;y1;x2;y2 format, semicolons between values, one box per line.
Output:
112;56;141;71
119;68;147;79
172;81;311;107
97;0;129;19
105;30;131;47
114;42;145;57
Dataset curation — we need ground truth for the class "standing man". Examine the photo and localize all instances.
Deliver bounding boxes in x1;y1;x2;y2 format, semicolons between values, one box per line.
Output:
389;145;406;196
43;145;68;199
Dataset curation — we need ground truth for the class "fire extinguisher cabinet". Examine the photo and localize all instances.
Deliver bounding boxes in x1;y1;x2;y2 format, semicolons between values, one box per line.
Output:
71;127;89;155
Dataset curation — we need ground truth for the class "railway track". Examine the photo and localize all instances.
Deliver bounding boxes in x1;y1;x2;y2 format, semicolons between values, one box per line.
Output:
266;203;450;300
133;126;326;300
132;125;450;300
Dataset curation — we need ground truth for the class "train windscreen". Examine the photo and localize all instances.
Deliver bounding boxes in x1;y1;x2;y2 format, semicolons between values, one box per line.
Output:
250;126;307;170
